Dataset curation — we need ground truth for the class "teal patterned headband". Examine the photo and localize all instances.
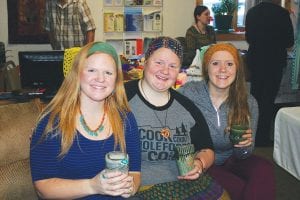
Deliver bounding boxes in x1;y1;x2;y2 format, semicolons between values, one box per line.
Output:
145;36;183;63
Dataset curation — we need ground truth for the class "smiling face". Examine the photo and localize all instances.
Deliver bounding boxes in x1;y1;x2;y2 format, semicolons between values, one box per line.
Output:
207;50;237;93
143;47;181;92
80;52;117;103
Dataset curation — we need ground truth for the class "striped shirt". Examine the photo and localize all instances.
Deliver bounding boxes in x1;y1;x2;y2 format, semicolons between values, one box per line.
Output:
30;112;141;200
44;0;96;50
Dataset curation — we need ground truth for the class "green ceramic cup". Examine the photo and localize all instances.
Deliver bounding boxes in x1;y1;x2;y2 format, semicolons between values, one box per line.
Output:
229;124;248;145
174;144;195;176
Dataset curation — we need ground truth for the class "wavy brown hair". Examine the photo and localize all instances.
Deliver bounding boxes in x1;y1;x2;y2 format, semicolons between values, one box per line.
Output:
202;43;250;129
36;42;130;157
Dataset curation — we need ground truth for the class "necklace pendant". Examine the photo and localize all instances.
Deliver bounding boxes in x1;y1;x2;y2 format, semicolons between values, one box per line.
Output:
90;131;98;137
99;125;104;132
160;127;171;139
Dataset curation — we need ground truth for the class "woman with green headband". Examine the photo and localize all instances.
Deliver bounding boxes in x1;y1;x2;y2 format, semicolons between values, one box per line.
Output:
30;42;141;199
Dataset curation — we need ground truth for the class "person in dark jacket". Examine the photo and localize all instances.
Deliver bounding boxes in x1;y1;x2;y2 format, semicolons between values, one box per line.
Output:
245;0;294;146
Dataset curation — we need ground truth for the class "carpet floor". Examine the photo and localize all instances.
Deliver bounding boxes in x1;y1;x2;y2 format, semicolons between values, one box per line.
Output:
253;147;300;200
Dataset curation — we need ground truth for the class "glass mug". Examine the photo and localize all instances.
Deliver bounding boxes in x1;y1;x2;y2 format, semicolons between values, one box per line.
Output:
229;124;248;145
105;151;129;174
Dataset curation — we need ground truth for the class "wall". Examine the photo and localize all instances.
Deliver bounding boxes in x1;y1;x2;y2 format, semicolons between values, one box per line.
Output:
0;0;248;65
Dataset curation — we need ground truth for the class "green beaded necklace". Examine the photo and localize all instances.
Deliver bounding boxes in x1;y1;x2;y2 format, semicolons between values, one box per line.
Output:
79;110;105;137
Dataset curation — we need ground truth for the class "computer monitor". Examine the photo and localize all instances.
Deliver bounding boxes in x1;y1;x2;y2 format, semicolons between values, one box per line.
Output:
18;51;64;95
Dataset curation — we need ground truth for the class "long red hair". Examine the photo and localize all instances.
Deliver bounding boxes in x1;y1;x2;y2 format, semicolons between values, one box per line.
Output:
202;43;251;129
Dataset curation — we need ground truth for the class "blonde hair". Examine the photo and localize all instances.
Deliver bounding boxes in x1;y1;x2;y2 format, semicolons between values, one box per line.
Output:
202;43;250;128
36;42;130;157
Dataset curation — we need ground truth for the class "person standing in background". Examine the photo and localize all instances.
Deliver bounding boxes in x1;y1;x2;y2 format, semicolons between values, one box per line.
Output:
44;0;96;50
185;5;216;66
245;0;294;146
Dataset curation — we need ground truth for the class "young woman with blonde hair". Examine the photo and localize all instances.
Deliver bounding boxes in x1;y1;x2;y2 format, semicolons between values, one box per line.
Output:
30;42;141;199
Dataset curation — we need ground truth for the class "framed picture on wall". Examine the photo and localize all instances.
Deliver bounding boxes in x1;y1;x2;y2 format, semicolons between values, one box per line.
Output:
7;0;49;44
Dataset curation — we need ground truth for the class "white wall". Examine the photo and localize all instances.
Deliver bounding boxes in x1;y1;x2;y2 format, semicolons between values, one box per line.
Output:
0;0;247;65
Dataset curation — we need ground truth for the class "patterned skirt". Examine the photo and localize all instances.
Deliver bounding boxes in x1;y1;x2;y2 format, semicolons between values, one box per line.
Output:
132;173;231;200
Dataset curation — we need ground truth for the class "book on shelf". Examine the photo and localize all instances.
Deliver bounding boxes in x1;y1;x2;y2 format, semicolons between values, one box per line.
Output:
103;12;124;32
104;0;124;6
104;12;115;32
124;0;162;6
124;0;143;6
125;7;143;32
136;39;143;55
143;10;162;31
124;39;143;56
115;13;124;32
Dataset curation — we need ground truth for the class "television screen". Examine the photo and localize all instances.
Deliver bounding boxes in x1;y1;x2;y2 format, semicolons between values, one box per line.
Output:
18;51;64;95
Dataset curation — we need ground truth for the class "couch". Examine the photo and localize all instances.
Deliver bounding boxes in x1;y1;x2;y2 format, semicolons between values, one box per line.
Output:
0;100;42;199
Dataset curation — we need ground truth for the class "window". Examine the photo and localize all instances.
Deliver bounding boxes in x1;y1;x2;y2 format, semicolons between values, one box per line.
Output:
202;0;246;28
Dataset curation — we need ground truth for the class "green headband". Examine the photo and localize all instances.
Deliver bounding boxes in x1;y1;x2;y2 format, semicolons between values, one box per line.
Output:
87;42;119;65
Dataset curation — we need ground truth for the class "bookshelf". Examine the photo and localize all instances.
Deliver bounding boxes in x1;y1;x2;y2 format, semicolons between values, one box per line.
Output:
103;0;163;56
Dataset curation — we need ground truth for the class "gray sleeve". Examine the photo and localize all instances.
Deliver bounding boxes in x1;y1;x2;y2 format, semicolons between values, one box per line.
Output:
177;82;198;98
249;95;259;140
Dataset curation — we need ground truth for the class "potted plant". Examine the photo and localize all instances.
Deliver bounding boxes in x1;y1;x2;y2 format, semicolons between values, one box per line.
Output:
212;0;238;32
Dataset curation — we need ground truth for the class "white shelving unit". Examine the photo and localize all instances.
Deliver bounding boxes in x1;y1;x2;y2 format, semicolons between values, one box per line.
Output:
103;0;163;55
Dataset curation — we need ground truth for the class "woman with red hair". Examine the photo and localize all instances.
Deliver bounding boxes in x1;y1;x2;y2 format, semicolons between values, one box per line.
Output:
179;43;275;200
